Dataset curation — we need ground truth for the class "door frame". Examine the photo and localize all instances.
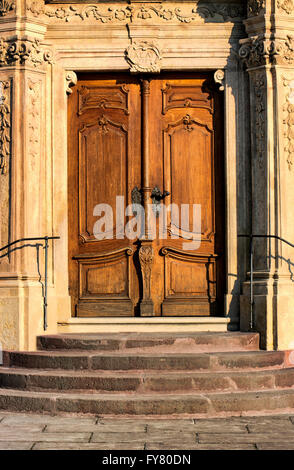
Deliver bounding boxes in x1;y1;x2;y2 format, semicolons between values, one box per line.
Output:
50;41;249;330
67;72;226;318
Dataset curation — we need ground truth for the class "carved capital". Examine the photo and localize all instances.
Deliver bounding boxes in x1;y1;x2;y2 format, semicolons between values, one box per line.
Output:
0;0;15;17
239;36;294;68
247;0;265;17
0;38;54;68
65;71;77;95
239;37;272;68
126;41;161;74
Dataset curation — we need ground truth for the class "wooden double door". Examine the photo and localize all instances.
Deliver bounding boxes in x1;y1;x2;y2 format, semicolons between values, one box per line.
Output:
68;74;225;317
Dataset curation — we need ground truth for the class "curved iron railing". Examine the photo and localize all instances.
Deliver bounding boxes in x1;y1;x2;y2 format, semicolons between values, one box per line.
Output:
0;236;60;330
238;234;294;330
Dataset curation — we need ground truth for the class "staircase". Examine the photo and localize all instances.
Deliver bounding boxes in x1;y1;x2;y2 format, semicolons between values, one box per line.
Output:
1;331;294;417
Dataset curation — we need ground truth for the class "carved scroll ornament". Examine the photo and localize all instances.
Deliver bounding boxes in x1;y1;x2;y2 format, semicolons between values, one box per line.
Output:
27;2;245;23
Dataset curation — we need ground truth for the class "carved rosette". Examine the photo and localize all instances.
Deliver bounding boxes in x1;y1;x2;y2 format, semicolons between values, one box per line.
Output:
0;80;11;175
283;77;294;171
139;243;154;315
126;41;161;74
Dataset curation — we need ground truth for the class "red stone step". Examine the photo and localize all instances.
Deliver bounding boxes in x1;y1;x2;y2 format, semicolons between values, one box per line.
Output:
3;350;286;371
37;332;260;353
1;387;294;416
0;367;294;393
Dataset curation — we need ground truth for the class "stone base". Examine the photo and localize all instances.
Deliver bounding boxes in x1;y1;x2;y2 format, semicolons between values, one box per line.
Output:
139;300;155;317
0;281;71;351
240;292;294;351
57;316;230;334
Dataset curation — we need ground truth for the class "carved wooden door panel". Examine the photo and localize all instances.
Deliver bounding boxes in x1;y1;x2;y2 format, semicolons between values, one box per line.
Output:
68;74;225;317
148;75;225;316
68;76;141;316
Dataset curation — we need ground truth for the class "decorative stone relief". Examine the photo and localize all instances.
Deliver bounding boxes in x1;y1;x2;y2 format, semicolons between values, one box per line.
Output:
0;80;10;175
27;2;245;23
0;0;15;17
247;0;265;17
277;0;294;14
138;243;154;315
0;79;11;256
27;79;41;171
0;38;54;68
65;71;77;95
0;310;18;350
198;3;245;20
126;41;161;73
214;69;225;91
252;72;266;169
283;77;294;171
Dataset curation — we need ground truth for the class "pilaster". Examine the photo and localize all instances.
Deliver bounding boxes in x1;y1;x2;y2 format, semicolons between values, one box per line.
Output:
239;0;294;349
0;0;64;350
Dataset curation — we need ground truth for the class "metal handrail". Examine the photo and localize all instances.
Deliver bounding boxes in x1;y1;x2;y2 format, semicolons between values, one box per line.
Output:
238;234;294;330
0;236;60;330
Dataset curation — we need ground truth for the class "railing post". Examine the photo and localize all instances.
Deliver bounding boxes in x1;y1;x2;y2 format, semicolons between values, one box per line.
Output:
249;235;254;330
44;237;49;331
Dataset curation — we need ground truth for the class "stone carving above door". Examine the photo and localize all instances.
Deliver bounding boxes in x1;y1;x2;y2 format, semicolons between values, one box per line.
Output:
125;41;161;73
27;2;245;23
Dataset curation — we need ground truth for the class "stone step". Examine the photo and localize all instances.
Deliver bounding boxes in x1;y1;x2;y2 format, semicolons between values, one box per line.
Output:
3;350;287;371
37;332;260;353
0;366;294;393
1;387;294;416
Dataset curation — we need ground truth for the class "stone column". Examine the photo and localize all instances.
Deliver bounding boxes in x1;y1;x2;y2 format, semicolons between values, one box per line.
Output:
239;0;294;349
0;0;65;350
